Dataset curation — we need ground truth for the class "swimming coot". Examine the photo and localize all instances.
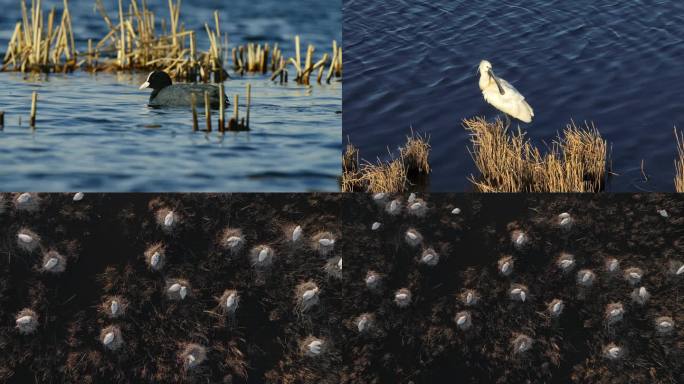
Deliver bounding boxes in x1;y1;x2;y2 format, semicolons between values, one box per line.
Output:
139;70;229;108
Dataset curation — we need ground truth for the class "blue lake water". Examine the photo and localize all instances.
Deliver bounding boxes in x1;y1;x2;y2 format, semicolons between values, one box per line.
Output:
343;0;684;191
0;0;341;191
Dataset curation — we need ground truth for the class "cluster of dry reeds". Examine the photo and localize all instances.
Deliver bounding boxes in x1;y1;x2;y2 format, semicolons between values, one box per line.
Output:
342;132;430;193
91;0;225;81
464;117;607;192
2;0;77;72
266;37;342;85
2;0;343;87
190;83;251;133
675;128;684;193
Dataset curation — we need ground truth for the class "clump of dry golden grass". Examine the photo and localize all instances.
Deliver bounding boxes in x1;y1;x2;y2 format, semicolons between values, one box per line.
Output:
400;130;431;175
464;117;607;192
2;0;77;73
359;157;407;194
675;128;684;193
341;132;430;193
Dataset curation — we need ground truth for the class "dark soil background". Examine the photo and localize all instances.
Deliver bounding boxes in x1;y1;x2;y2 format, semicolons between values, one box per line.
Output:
0;193;345;383
342;193;683;383
1;193;683;383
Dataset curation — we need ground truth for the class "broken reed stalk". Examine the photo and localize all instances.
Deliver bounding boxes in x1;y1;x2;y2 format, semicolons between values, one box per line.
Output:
234;94;239;124
30;91;37;127
218;83;225;132
204;91;211;132
191;93;198;131
675;127;684;193
295;35;301;76
246;83;251;129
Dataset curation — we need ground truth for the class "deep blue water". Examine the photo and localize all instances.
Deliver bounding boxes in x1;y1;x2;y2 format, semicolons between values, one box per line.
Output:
0;0;341;191
343;0;684;191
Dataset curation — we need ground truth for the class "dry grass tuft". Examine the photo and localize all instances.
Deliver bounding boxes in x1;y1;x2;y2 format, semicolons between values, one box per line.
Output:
343;141;359;174
2;0;77;72
342;131;430;193
400;130;431;175
464;117;607;192
359;157;407;194
675;127;684;193
341;141;362;192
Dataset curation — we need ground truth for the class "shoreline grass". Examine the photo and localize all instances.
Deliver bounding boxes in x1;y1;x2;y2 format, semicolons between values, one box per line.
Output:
464;117;607;192
342;131;430;193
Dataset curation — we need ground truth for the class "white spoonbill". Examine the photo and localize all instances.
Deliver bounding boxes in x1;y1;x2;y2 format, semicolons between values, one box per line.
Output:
478;60;534;124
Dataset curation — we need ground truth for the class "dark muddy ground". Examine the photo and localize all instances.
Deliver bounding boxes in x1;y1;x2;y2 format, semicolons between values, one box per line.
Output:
0;193;345;383
2;193;683;383
342;193;683;383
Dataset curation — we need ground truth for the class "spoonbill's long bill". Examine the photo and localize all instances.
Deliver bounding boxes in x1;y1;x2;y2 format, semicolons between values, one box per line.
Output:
478;60;534;124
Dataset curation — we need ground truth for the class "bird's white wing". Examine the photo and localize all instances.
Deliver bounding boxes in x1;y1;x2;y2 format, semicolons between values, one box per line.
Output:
498;77;526;101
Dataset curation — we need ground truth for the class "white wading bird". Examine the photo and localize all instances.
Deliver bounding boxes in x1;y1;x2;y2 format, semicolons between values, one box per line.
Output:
478;60;534;125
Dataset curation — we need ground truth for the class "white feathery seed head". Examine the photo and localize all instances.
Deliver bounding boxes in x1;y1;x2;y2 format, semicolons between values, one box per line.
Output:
17;192;32;204
655;316;674;334
150;252;161;267
18;233;33;244
164;211;175;227
549;299;564;317
103;332;115;345
44;257;58;270
394;288;411;307
292;225;303;242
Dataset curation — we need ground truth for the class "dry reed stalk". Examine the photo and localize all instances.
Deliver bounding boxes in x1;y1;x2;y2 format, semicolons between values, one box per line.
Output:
233;94;239;123
191;93;198;131
295;35;301;74
675;128;684;193
30;91;37;127
204;91;211;132
245;83;251;129
218;83;225;132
